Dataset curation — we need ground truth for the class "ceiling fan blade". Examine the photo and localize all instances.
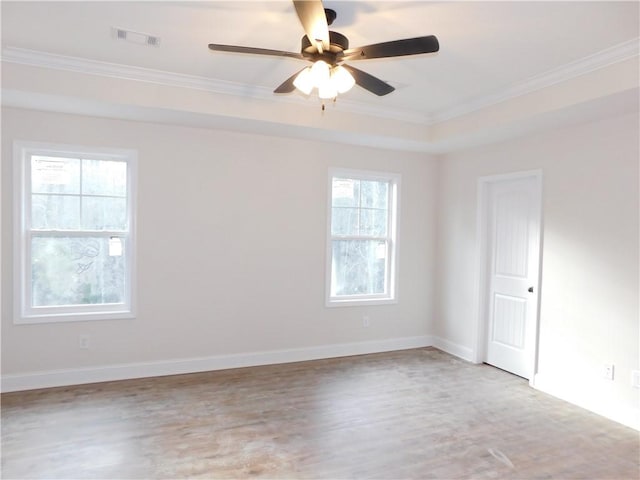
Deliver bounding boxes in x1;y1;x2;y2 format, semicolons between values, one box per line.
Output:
342;35;439;60
208;44;304;60
293;0;330;52
274;68;307;94
342;65;395;96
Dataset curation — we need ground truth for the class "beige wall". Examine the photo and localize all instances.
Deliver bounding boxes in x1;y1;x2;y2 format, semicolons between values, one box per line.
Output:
1;107;437;375
435;112;639;428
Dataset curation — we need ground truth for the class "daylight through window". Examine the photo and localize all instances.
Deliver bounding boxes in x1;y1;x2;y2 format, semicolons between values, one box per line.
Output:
14;142;136;323
327;169;399;306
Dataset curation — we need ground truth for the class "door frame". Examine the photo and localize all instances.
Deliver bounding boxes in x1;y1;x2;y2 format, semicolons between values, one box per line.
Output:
473;170;544;386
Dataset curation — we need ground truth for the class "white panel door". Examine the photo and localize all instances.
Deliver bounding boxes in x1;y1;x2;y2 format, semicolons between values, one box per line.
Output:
485;176;541;379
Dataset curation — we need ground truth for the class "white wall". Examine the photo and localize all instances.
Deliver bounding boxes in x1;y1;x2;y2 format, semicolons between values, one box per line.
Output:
3;105;638;431
1;107;437;385
435;112;639;429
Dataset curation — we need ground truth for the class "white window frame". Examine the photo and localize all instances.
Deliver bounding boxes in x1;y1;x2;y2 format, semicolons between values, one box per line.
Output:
13;141;137;324
326;167;400;307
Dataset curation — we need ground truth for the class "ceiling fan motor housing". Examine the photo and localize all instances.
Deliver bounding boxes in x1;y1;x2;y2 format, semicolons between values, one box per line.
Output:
301;31;349;63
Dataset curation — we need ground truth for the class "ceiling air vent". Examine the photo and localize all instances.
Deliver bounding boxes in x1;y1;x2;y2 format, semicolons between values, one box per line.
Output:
112;27;160;47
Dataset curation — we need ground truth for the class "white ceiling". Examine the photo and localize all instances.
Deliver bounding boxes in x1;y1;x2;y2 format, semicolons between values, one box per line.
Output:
2;1;639;151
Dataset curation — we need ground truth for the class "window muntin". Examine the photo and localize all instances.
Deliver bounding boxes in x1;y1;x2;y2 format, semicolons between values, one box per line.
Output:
14;142;136;323
327;169;399;306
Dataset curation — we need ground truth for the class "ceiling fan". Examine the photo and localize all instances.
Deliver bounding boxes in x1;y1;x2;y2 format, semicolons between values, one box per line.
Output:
208;0;439;101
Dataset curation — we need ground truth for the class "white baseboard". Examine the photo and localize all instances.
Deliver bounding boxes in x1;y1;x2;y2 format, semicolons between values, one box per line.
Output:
1;335;433;393
533;372;640;431
431;336;475;362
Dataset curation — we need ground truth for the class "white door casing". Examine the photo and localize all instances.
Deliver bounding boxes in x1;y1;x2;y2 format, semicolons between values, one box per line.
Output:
476;171;542;380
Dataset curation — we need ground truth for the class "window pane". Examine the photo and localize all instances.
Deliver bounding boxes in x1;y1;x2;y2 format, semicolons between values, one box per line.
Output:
331;239;387;296
332;178;360;207
31;194;80;230
82;197;127;230
359;208;388;236
82;159;127;196
331;207;359;236
31;237;126;307
360;180;388;209
31;157;80;194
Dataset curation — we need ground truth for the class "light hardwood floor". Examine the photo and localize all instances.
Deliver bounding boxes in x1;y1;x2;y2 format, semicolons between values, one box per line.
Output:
2;348;638;479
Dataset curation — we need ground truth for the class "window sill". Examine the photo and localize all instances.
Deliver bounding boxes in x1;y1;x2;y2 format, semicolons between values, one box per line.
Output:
15;310;135;325
326;297;397;308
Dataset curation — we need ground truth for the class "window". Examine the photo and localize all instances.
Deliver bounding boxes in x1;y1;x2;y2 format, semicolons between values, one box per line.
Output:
326;168;400;306
14;141;136;323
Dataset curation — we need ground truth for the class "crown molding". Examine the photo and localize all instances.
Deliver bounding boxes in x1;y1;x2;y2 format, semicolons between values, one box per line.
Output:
0;46;430;125
2;38;638;128
428;37;640;124
1;46;258;96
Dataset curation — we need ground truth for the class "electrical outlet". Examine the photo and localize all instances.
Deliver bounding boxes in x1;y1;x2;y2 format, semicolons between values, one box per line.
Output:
79;335;90;350
362;315;370;328
631;370;640;388
602;364;614;381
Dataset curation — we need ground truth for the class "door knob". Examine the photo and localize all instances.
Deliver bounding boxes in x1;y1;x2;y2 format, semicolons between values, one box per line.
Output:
528;286;534;293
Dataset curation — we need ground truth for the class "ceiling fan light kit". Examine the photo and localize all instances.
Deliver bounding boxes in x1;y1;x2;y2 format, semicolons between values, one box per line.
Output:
207;0;439;107
293;61;355;99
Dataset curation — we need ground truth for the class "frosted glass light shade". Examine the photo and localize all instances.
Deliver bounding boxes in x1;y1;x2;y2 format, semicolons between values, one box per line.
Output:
310;60;331;86
293;61;356;99
318;82;338;99
293;67;314;95
331;65;355;94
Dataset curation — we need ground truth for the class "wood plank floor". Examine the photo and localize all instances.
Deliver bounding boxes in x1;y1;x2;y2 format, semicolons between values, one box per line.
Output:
2;348;638;479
